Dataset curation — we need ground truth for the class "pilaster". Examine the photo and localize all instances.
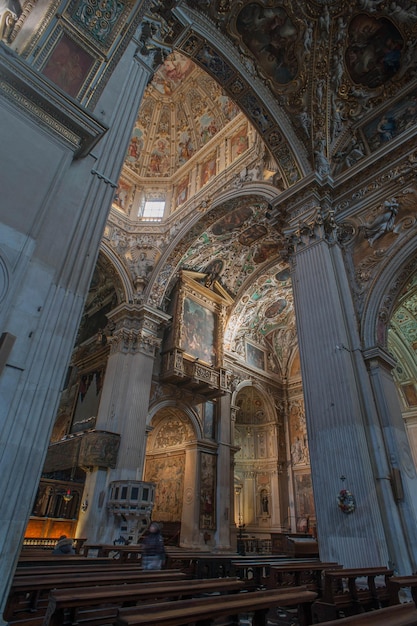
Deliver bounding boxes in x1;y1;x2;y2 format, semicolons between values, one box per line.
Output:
288;208;390;567
77;303;170;544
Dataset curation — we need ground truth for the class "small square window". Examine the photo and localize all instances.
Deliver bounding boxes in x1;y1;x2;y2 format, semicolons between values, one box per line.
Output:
140;200;165;220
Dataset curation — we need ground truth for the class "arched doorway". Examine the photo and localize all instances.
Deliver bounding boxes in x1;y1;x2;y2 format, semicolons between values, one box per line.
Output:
144;406;197;546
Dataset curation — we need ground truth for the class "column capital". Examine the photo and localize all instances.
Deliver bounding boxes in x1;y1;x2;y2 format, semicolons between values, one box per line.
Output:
363;345;397;371
283;207;338;257
107;303;171;356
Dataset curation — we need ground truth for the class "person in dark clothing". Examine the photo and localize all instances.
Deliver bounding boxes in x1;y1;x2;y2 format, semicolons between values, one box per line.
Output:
52;535;75;555
142;523;166;570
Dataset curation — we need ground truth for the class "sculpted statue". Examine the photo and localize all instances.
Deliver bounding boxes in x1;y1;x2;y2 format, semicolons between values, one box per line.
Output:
360;197;399;247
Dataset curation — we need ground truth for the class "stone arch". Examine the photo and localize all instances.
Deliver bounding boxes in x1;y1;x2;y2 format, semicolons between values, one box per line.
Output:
172;4;310;179
361;235;417;350
100;241;134;304
143;404;200;531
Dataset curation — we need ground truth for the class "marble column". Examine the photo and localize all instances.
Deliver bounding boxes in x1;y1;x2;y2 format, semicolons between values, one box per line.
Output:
180;443;202;549
76;303;170;545
288;209;392;568
214;394;233;552
364;347;417;571
0;37;153;617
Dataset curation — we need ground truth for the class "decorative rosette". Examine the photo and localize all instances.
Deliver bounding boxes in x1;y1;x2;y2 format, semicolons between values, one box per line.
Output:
337;489;356;514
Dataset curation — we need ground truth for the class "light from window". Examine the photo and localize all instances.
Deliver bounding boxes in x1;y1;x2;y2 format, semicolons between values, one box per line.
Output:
141;200;165;220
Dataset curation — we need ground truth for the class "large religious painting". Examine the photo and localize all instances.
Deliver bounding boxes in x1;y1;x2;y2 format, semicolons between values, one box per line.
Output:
42;33;95;98
200;452;216;530
236;3;298;86
345;14;403;88
181;297;216;365
294;472;315;531
246;341;265;370
145;454;185;522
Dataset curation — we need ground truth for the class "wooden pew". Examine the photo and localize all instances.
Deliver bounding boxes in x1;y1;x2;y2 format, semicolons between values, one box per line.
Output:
231;557;324;588
116;586;317;626
5;570;187;622
268;561;342;593
43;577;247;626
313;602;417;625
388;575;417;606
311;566;394;622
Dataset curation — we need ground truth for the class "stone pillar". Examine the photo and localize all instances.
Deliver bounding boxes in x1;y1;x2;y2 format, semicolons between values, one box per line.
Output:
288;209;391;568
180;443;202;549
0;37;153;617
214;394;232;552
364;347;417;571
76;303;170;544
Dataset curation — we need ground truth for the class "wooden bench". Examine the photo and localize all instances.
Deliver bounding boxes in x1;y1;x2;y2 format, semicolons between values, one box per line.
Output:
312;601;417;625
116;586;317;626
388;575;417;606
43;577;247;626
231;557;323;588
5;570;187;622
268;561;342;593
311;566;394;622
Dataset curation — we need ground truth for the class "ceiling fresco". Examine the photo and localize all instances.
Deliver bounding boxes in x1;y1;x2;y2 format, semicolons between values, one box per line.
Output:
124;52;241;180
8;0;417;380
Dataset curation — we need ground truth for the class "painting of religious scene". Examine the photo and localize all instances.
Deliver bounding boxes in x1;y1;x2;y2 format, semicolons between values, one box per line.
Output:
363;89;417;152
231;124;249;161
203;402;216;439
144;454;185;522
236;3;298;85
181;297;216;365
345;14;403;88
42;33;94;98
238;224;267;246
175;175;189;208
151;52;194;96
113;179;132;213
200;153;216;186
246;341;265;370
294;472;315;532
200;452;216;530
211;205;253;236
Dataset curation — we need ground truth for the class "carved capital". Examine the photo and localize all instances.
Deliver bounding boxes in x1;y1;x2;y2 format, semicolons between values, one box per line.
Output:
107;303;170;357
284;208;338;256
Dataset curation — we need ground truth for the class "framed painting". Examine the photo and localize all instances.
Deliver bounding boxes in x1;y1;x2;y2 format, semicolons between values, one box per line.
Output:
203;401;216;439
246;341;265;370
181;296;216;365
42;33;95;98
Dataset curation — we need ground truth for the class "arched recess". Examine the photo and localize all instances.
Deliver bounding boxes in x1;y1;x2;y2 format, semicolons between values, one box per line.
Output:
232;382;283;545
143;404;201;543
172;3;311;181
361;237;417;473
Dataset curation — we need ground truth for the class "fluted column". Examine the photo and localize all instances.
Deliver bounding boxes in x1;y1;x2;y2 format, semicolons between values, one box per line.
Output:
364;347;417;571
288;209;390;568
77;303;170;544
0;33;153;617
214;394;233;551
180;443;202;549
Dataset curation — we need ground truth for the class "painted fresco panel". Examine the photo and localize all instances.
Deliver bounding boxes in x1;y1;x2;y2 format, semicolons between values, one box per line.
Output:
294;472;315;523
42;33;94;98
145;454;185;522
181;297;216;365
246;341;265;370
200;452;216;530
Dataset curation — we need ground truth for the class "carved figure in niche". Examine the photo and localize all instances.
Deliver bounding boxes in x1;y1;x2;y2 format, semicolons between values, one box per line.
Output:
132;252;153;295
360;197;399;247
260;489;269;514
291;436;304;465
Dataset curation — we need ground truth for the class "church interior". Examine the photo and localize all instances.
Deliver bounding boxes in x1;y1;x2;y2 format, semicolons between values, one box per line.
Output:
1;0;417;622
